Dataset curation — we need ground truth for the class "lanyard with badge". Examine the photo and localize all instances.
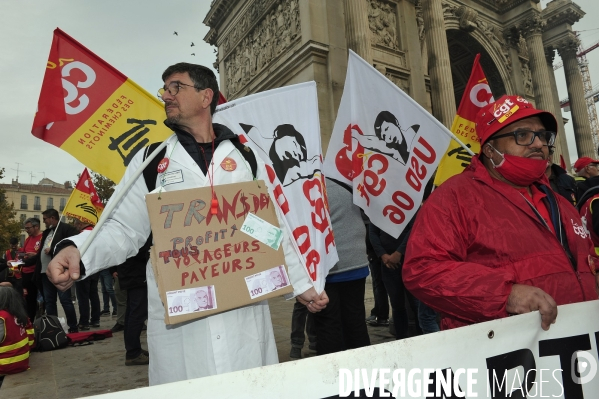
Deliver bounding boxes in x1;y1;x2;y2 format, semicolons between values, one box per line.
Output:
155;139;220;215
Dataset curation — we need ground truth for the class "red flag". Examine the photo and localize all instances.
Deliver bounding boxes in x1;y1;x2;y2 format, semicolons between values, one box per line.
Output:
63;168;104;225
33;33;67;130
434;54;495;185
560;154;566;170
32;29;128;144
31;28;172;183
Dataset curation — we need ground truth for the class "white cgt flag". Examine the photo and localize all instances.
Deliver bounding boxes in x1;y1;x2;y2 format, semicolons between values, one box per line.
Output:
324;51;452;238
213;82;337;293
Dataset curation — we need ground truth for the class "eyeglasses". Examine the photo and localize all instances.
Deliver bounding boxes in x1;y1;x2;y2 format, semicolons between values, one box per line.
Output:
491;129;556;147
24;226;34;230
157;81;197;100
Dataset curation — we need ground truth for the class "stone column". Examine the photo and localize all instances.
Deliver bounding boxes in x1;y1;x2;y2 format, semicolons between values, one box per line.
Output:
342;0;373;64
557;36;595;158
421;0;456;128
519;14;555;116
545;46;571;168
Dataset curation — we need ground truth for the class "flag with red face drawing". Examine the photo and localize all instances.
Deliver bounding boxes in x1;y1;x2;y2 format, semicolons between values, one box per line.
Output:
63;168;104;225
31;28;172;183
434;54;495;185
323;51;451;238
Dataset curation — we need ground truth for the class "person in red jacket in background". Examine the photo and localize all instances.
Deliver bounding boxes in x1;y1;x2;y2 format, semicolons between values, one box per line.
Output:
20;218;43;322
403;95;599;331
2;238;23;297
0;287;35;376
4;238;19;263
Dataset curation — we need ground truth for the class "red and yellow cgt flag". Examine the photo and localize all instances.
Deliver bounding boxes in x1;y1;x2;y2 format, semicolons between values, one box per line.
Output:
32;28;172;183
434;54;495;186
63;168;104;225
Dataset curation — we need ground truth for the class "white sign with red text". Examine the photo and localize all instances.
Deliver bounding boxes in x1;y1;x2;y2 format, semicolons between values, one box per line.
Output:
323;51;452;238
213;82;337;293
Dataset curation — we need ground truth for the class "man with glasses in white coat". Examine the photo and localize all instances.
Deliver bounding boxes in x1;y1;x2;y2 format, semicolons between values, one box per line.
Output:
47;62;328;385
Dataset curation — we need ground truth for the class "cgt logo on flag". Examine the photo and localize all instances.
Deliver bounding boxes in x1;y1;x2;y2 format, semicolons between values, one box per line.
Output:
31;28;173;183
323;51;451;238
434;54;494;186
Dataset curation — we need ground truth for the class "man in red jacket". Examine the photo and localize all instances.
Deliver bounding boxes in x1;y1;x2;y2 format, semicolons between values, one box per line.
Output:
403;95;599;331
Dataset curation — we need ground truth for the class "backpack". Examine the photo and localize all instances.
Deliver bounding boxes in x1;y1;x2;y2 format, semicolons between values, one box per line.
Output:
142;140;258;192
33;315;68;352
66;329;113;347
576;185;599;211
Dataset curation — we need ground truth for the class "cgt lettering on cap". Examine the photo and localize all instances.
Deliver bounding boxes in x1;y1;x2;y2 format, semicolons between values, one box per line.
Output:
474;94;557;152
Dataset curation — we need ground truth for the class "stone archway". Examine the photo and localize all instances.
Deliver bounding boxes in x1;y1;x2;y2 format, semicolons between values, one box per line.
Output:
446;29;506;107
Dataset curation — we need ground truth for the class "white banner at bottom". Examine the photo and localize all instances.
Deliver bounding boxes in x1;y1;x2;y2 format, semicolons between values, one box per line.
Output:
90;300;599;398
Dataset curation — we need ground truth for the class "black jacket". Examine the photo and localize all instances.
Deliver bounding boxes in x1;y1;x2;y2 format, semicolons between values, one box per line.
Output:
548;164;577;206
368;215;417;258
576;175;599;205
25;222;79;287
111;237;151;290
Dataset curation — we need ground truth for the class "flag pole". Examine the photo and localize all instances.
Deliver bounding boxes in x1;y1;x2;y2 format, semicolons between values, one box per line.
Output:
429;118;475;156
395;92;476;157
47;181;78;248
77;141;169;257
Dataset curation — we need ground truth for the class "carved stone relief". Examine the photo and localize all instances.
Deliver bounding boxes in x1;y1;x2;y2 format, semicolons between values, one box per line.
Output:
521;61;534;97
414;1;428;72
385;72;410;93
517;35;529;59
442;2;457;19
415;2;425;43
368;0;399;50
519;14;546;39
222;0;301;96
476;19;511;73
455;5;478;32
556;36;581;58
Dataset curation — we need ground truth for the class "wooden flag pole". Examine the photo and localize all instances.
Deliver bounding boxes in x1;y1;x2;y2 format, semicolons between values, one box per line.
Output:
78;141;169;257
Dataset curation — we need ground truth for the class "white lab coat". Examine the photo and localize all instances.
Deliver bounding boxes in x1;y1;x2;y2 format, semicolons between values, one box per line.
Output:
68;133;311;385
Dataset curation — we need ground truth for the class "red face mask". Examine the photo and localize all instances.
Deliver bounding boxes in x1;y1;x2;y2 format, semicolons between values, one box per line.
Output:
489;146;549;186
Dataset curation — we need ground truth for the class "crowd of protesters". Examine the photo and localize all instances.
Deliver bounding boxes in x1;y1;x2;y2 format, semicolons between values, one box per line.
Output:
1;62;597;390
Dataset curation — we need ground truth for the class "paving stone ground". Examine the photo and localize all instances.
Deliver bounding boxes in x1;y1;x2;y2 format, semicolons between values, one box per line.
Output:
0;277;396;398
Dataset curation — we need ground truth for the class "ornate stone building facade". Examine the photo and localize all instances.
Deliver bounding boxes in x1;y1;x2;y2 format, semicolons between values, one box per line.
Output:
204;0;594;164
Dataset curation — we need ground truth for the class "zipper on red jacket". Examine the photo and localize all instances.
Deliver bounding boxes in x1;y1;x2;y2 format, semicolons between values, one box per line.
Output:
523;190;588;300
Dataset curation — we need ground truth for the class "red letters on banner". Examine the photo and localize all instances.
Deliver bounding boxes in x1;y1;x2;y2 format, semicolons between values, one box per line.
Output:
383;137;436;224
338;127;438;226
265;165;290;215
335;124;365;181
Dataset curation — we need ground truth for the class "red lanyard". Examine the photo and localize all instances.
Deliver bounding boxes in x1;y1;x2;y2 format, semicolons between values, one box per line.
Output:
199;140;218;214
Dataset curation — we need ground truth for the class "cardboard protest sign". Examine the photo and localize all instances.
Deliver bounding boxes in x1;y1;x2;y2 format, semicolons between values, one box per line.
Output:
146;180;292;325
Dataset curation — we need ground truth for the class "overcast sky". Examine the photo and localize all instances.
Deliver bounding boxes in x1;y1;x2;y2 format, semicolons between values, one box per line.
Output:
0;1;216;185
1;0;598;185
